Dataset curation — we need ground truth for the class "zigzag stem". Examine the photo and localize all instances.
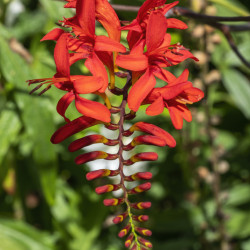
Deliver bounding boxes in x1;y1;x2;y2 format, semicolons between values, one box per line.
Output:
116;73;141;249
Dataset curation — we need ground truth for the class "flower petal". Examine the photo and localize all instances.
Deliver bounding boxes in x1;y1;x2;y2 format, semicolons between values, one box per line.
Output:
85;53;109;92
73;76;103;94
167;18;188;29
162;82;192;100
146;11;168;53
116;54;148;71
56;92;75;122
51;116;100;144
146;96;164;116
41;28;64;41
138;0;166;22
54;33;70;77
75;95;111;123
76;0;95;36
95;36;126;53
128;69;156;111
96;0;121;42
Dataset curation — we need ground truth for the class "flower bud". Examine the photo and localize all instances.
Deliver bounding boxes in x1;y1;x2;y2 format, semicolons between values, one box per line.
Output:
130;202;151;210
68;134;108;152
138;237;153;248
118;224;131;238
132;215;149;222
125;172;152;181
124;152;158;166
113;212;128;224
86;169;118;181
135;227;152;236
75;151;118;165
95;184;121;195
103;198;124;206
128;182;151;194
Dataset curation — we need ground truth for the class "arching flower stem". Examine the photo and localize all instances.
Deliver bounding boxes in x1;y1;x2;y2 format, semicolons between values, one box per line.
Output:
116;73;141;249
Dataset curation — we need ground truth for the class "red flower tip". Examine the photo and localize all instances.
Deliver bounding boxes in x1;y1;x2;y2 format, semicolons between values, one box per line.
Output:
103;198;124;206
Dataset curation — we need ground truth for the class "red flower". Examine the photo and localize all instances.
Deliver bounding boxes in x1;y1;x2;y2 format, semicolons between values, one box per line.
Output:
28;33;111;123
143;69;204;129
122;0;187;49
116;11;198;112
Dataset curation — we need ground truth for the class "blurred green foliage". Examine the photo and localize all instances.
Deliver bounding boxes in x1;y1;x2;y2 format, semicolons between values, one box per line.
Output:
0;0;250;249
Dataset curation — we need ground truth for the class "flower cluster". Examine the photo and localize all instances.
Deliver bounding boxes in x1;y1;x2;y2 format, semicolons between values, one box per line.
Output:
28;0;204;249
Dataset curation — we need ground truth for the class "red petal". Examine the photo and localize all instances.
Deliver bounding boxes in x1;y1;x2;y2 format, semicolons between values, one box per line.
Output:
75;95;111;123
162;82;192;100
146;11;168;53
128;69;156;111
51;116;100;144
153;67;176;83
129;122;176;147
73;76;103;94
182;87;204;102
162;1;179;15
116;54;148;71
85;53;109;92
41;28;64;41
76;0;95;36
168;104;184;129
95;36;126;52
56;92;75;122
167;18;188;29
146;96;164;116
54;33;70;77
96;0;121;42
138;0;166;22
121;19;142;32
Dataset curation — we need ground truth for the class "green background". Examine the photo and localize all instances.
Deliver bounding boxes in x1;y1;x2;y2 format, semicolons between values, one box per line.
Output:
0;0;250;249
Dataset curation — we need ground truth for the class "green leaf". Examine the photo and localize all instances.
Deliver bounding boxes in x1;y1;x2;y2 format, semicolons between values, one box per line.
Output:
0;108;22;166
222;69;250;119
0;219;55;250
226;184;250;206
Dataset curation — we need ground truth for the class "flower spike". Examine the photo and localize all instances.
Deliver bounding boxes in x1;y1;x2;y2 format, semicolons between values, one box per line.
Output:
28;0;204;248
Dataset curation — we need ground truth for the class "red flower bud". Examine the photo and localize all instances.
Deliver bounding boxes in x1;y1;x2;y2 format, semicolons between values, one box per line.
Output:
103;198;124;206
125;172;152;181
118;224;131;238
95;184;121;195
124;152;158;166
135;227;152;236
128;182;151;194
124;233;134;248
75;151;118;165
68;134;108;152
113;212;128;224
138;237;153;248
86;169;118;181
130;202;151;210
132;215;149;222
